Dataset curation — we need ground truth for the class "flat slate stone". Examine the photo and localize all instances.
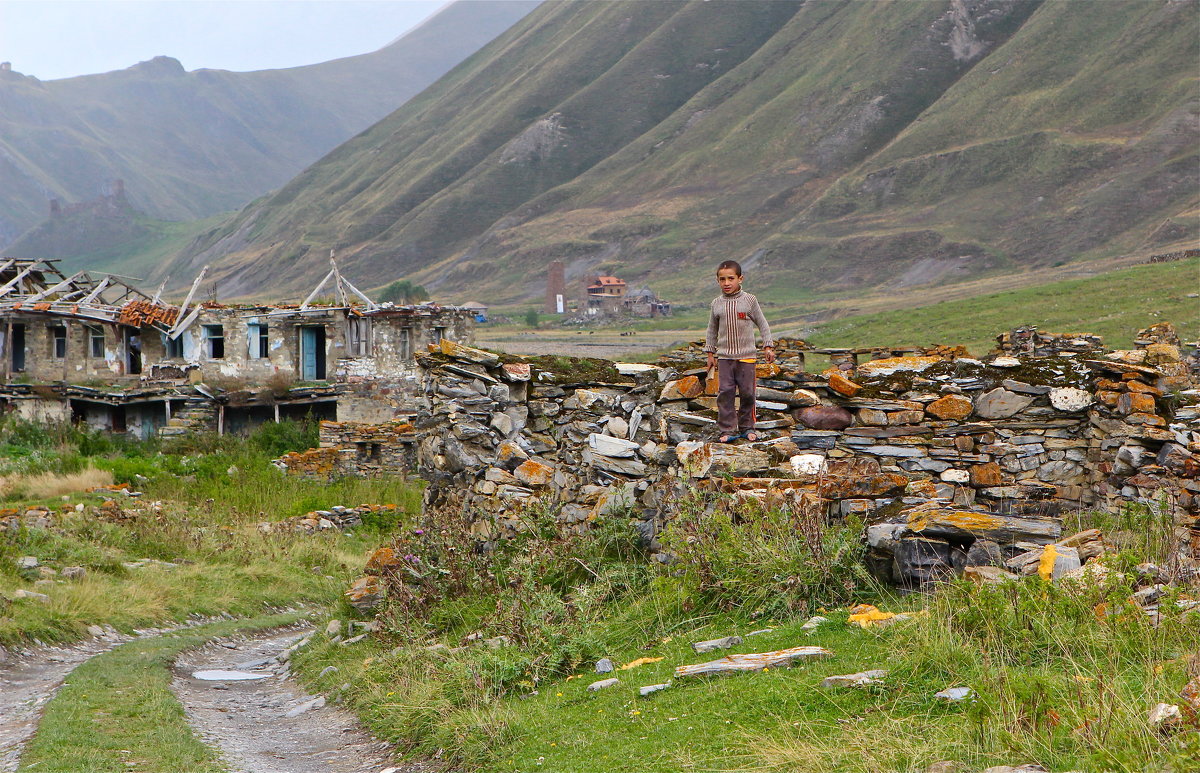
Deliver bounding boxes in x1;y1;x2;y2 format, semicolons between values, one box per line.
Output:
193;669;272;681
675;645;832;678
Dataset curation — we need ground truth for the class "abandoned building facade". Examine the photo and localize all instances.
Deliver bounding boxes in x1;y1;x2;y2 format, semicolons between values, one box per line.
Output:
0;258;474;437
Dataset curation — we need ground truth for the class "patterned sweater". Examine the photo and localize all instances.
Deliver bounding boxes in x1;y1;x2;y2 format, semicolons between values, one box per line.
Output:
704;290;773;360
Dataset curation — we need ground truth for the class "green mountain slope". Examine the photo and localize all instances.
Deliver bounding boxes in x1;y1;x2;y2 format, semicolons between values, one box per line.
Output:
169;0;1198;303
0;0;540;248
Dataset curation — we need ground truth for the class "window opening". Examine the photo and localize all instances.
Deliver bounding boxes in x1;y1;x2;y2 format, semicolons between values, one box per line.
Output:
51;326;66;359
202;325;225;359
87;325;105;358
162;333;184;358
248;323;269;359
347;318;370;357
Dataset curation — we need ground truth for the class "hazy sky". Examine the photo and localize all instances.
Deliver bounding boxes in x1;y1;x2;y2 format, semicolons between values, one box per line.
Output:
0;0;450;80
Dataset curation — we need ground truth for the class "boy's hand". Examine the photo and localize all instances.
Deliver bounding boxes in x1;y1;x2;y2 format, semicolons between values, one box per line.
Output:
706;352;716;371
764;345;775;364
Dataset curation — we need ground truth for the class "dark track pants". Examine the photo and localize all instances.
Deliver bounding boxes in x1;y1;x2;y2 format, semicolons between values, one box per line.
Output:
717;359;756;434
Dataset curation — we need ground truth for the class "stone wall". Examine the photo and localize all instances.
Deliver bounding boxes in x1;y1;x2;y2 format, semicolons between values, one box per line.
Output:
408;328;1198;585
275;419;417;478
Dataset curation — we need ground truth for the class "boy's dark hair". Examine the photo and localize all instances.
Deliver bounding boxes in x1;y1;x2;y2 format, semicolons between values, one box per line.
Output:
716;259;743;275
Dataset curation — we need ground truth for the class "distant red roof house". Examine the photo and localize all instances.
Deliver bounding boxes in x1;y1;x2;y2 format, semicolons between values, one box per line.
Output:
586;276;627;297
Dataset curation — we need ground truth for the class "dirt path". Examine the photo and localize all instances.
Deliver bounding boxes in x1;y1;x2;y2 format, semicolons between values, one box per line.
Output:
171;628;419;773
0;627;135;772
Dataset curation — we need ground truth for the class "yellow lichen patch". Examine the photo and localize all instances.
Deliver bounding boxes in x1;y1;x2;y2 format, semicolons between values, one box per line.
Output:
847;604;896;628
618;657;664;671
1038;544;1059;581
856;356;943;377
907;508;1002;533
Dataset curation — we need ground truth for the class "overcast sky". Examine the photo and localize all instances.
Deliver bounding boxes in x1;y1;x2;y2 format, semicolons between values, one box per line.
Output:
0;0;450;80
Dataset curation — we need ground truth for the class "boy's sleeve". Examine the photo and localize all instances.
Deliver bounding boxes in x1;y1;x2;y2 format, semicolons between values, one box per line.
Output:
704;300;718;353
750;296;773;348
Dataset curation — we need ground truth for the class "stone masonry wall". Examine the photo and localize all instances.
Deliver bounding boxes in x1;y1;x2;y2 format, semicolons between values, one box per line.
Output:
274;419;417;479
342;329;1198;586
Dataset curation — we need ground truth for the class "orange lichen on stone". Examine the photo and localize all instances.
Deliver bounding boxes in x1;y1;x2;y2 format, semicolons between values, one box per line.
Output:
826;371;861;397
847;604;896;628
907;508;1003;534
1037;544;1058;581
365;546;403;573
856;356;943;377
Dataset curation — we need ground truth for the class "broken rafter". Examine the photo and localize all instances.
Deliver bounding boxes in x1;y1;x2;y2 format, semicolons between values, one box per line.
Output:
340;277;378;311
169;266;208;338
78;276;112;305
0;262;44;298
300;267;337;311
23;270;89;302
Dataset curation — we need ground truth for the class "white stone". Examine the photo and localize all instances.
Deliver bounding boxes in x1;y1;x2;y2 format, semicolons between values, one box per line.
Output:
991;356;1021;368
193;669;272;681
821;669;887;688
587;678;619;692
935;686;973;701
790;453;826;475
616;363;660;376
588;433;640;458
974;388;1035;419
639;682;671;697
284;697;325;717
866;523;907;548
1049;387;1093;412
606;415;629;439
800;615;829;633
1148;702;1181;726
692;635;742;653
939;469;970;484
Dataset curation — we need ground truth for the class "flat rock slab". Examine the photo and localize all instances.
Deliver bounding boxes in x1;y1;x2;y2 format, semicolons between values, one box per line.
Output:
821;669;887;688
192;669;272;681
172;629;417;773
675;645;832;678
692;635;742;654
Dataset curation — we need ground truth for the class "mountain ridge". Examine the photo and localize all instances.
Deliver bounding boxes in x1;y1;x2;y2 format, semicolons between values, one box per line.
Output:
166;0;1197;305
0;0;541;248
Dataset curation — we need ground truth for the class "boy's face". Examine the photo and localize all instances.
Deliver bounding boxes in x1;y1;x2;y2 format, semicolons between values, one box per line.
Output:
716;267;743;296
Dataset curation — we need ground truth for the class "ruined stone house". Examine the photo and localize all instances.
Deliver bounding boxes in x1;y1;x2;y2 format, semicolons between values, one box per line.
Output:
0;258;473;437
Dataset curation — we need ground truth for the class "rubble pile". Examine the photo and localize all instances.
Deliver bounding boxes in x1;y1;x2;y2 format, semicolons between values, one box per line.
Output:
0;507;54;533
262;503;402;534
995;326;1105;357
395;326;1199;586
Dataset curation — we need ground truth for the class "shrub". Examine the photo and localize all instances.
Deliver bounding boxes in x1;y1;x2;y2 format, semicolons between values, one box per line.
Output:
658;488;873;617
248;419;318;457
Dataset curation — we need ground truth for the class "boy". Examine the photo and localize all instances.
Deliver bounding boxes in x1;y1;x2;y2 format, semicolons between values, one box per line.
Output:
704;260;774;443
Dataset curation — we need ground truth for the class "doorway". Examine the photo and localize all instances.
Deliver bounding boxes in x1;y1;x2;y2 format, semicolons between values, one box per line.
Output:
299;326;326;381
124;328;142;375
10;324;25;372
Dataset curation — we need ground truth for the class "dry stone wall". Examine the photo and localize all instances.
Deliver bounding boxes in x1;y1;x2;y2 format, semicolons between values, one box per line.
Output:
274;419;417;479
394;330;1197;585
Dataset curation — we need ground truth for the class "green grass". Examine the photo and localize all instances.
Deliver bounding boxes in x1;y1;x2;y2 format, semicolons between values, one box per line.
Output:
807;258;1199;354
281;491;1200;773
0;419;420;646
17;612;306;773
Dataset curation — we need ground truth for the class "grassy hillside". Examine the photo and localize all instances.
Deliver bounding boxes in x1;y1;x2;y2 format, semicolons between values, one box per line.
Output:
166;0;1197;307
0;0;540;248
805;257;1200;354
